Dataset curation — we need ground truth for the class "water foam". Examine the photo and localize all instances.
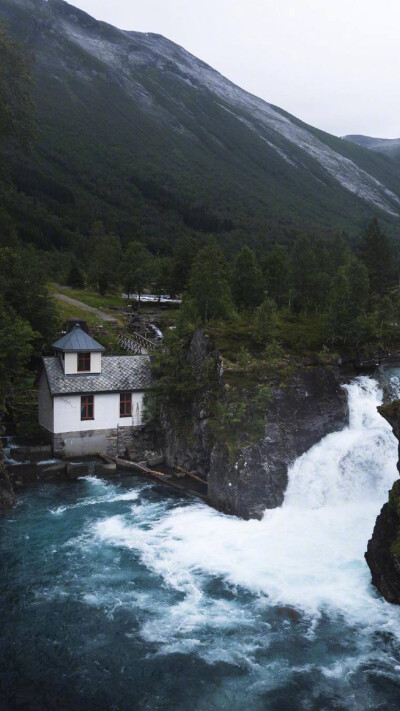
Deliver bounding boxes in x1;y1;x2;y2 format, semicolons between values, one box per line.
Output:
91;376;400;661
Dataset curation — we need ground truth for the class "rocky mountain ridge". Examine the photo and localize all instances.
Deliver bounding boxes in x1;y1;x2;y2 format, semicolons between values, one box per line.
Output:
2;0;400;250
344;135;400;161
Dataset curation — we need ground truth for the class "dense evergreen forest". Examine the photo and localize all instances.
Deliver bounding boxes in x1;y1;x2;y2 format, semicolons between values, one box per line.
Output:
0;23;57;427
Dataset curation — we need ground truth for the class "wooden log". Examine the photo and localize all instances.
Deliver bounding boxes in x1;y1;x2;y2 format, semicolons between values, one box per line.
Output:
175;465;207;485
111;456;168;478
109;456;210;504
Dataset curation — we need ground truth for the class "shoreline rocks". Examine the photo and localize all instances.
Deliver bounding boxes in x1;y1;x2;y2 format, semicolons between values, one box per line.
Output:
0;440;16;512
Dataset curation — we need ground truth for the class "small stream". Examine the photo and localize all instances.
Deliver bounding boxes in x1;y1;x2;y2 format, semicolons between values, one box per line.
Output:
1;376;400;709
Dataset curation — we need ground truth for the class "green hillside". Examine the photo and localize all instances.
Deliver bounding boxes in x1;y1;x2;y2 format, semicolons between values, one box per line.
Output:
1;0;400;261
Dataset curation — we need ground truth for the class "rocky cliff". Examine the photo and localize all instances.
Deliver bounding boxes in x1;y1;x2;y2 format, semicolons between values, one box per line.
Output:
161;329;349;519
208;366;348;519
365;400;400;603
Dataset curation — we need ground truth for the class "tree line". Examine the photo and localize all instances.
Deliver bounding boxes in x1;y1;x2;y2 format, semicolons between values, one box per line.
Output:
179;217;399;351
66;214;400;353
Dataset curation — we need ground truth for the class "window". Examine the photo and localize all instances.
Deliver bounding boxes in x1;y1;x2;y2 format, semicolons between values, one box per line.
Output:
81;395;94;420
120;392;132;417
78;352;91;372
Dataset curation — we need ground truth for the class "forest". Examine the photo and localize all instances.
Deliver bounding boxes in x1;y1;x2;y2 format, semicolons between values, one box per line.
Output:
1;20;400;428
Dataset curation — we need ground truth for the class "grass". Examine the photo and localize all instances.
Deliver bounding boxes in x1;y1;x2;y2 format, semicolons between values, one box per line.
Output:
54;297;102;328
50;284;125;309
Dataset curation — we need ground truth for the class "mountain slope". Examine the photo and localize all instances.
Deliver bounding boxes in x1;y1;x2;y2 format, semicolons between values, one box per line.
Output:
2;0;400;253
344;135;400;162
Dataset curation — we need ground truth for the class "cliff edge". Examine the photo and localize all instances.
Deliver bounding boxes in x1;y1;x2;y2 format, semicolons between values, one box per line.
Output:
365;400;400;603
161;328;349;519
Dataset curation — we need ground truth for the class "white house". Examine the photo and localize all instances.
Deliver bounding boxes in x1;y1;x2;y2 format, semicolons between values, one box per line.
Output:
38;324;152;457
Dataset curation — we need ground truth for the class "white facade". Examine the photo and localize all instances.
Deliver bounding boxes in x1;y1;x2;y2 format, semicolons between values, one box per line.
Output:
39;324;151;457
38;374;145;435
53;391;144;433
63;351;102;375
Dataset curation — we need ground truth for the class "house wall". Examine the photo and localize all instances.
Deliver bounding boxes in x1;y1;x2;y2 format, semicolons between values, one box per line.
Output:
52;422;154;458
38;371;54;432
64;352;102;375
53;391;144;434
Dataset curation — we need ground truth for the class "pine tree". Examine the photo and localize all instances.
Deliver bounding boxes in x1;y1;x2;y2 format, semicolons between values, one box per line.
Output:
171;236;198;296
121;241;153;306
254;296;278;344
231;246;264;312
359;218;395;296
289;235;320;312
326;255;369;345
67;263;85;289
262;245;289;307
189;241;233;322
153;256;172;301
88;222;122;294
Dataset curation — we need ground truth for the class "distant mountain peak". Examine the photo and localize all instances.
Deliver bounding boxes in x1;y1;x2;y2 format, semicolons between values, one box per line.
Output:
344;135;400;162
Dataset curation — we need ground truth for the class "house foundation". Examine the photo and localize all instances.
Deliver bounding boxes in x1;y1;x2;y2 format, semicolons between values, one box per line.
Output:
51;424;154;458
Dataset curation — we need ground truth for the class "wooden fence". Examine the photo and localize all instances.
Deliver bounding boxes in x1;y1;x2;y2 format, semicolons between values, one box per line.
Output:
117;332;158;354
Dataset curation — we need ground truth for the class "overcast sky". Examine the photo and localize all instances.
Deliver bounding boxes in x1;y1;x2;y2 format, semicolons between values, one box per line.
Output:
70;0;399;138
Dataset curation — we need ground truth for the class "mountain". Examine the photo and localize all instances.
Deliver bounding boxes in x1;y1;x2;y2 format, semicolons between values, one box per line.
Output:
2;0;400;255
343;135;400;162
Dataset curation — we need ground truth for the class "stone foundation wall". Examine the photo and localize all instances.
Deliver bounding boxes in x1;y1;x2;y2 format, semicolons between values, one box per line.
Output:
51;425;155;458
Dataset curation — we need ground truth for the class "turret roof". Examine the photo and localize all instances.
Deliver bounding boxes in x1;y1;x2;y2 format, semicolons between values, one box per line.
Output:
51;323;105;352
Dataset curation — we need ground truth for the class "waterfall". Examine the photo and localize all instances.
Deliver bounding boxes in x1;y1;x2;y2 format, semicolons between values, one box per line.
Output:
93;376;400;631
286;376;397;509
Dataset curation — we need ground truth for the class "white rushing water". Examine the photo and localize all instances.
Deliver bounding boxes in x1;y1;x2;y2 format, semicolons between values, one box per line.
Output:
6;374;397;709
90;376;400;670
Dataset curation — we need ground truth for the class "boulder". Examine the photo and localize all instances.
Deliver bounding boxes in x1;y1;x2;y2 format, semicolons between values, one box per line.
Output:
95;460;117;477
66;461;89;479
146;454;164;468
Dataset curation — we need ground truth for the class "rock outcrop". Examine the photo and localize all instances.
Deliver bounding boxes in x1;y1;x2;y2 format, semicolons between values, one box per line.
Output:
0;440;16;512
208;366;349;519
161;329;349;519
365;400;400;603
161;328;220;479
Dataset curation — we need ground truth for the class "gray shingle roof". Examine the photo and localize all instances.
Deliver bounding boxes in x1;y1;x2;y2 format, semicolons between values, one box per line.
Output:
43;356;152;395
52;324;105;352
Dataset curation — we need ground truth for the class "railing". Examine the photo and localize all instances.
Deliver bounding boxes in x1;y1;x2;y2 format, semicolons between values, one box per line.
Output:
117;332;158;354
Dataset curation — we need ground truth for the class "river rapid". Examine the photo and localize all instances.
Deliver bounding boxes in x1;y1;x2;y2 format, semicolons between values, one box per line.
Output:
2;376;400;710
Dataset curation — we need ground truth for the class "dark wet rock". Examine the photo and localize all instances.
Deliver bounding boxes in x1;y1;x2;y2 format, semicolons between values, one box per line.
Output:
161;329;348;520
161;328;221;479
11;444;52;463
66;461;89;479
365;401;400;603
0;441;16;511
208;366;348;519
95;460;117;477
365;487;400;604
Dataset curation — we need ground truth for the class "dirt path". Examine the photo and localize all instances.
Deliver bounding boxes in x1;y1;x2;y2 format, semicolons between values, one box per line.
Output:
53;292;122;324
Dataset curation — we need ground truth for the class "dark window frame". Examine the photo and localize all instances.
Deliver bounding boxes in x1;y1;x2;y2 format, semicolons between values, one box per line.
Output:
120;392;132;418
81;394;94;420
77;352;91;372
